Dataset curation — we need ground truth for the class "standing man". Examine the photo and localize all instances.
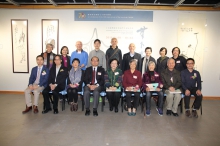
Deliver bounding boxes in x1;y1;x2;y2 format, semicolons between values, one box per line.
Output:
70;41;88;70
161;58;182;117
181;58;202;118
42;55;68;114
172;47;187;72
22;55;49;114
83;56;105;117
106;38;122;70
141;47;157;75
121;43;141;73
88;39;106;70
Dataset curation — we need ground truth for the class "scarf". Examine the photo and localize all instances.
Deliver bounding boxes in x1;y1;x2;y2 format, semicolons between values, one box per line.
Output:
69;67;82;84
43;52;54;69
160;56;167;63
141;56;149;76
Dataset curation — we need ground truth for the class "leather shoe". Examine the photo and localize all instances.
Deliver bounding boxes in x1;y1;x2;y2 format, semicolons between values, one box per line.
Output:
85;110;90;116
54;109;59;114
172;112;179;117
115;107;118;113
33;106;39;114
74;103;78;112
42;108;52;114
93;110;98;116
70;104;74;112
185;110;192;118
192;110;198;118
110;106;113;111
22;106;32;114
166;110;172;115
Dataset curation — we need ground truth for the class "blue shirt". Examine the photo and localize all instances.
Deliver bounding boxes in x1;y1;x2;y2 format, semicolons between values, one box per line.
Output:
181;69;202;91
70;50;88;70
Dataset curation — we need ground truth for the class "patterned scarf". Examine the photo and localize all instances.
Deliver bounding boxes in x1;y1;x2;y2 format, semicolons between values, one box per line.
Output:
43;52;54;69
69;67;82;84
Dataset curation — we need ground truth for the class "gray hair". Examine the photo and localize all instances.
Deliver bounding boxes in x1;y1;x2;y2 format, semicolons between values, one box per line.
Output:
148;61;156;67
129;59;137;66
167;58;175;64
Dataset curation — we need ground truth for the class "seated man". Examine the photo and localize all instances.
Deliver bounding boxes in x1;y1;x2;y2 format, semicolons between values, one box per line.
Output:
181;58;202;118
22;55;49;114
42;55;68;114
83;56;105;117
161;58;182;117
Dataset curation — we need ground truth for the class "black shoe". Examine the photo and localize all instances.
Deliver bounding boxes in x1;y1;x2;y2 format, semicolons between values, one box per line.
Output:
115;107;118;113
166;110;172;115
85;110;90;116
54;109;59;114
93;110;98;116
42;108;52;114
172;112;179;117
110;106;113;111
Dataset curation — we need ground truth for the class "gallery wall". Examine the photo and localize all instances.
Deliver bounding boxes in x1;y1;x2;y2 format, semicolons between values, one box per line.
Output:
0;9;219;96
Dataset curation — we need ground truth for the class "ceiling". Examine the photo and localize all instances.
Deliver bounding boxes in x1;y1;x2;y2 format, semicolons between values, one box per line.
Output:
1;0;220;8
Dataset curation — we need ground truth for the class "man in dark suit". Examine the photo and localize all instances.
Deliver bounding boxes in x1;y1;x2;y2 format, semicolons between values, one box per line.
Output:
22;55;49;114
83;56;105;116
121;43;142;73
42;55;68;114
140;47;156;75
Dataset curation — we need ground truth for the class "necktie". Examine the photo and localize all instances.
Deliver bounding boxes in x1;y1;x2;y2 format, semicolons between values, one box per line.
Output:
91;68;95;85
34;67;41;85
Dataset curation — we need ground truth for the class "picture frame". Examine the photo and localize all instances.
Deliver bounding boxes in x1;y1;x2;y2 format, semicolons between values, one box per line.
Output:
42;19;59;54
11;19;29;73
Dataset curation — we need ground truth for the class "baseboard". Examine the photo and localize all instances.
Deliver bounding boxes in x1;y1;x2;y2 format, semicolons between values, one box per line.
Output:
0;90;220;100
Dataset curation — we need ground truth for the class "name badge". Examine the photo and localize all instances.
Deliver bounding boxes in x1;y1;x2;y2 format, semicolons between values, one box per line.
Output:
133;75;137;79
176;60;180;63
65;60;67;62
194;73;197;77
115;72;119;75
155;74;159;77
98;72;101;75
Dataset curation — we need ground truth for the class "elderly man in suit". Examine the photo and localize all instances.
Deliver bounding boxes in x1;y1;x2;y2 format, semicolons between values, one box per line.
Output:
22;55;49;114
121;43;142;73
42;55;68;114
83;56;105;116
161;58;182;117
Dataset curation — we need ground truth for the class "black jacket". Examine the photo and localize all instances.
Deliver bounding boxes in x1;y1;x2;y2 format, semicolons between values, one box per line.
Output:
156;56;169;74
121;52;142;73
60;55;71;71
172;56;187;72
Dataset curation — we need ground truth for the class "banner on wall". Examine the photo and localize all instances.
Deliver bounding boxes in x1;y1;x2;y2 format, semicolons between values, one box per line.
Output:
178;13;206;76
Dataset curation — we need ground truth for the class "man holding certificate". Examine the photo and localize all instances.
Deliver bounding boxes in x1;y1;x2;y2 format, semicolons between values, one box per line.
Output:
142;61;164;116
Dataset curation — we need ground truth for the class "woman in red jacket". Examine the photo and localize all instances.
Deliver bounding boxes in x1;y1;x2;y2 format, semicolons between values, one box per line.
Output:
123;59;142;116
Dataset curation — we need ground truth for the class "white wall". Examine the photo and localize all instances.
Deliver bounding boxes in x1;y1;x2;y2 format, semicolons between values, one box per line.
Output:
0;9;219;96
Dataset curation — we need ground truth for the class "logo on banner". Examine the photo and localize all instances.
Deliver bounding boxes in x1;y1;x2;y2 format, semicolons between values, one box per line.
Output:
79;13;86;19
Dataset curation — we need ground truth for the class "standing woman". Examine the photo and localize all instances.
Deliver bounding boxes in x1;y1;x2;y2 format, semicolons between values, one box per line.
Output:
123;59;142;116
156;47;169;75
67;58;84;112
105;58;122;113
60;46;71;71
41;43;56;70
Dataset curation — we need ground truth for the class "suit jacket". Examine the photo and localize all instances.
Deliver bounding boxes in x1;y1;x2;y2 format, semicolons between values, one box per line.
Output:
161;68;182;91
142;71;163;92
28;66;49;88
121;52;142;73
60;55;71;71
84;66;105;90
48;65;68;90
140;56;156;74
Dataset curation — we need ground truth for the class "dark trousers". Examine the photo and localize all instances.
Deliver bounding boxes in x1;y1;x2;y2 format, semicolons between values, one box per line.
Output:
184;87;202;110
42;86;63;110
83;86;101;109
67;88;78;103
125;92;140;109
145;91;164;110
107;92;121;108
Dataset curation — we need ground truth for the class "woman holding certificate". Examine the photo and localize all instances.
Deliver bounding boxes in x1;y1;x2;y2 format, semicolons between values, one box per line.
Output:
142;61;164;116
122;59;142;116
104;58;122;113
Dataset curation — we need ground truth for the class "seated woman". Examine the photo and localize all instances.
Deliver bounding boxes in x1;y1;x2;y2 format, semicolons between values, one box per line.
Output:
105;58;122;113
122;59;142;116
67;58;84;112
142;61;164;116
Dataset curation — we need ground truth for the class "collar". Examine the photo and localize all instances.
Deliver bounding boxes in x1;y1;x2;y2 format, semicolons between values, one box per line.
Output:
130;52;135;57
76;49;83;52
56;65;61;68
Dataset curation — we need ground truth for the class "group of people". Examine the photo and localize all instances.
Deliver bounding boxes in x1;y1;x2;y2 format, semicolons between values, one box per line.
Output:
22;38;202;118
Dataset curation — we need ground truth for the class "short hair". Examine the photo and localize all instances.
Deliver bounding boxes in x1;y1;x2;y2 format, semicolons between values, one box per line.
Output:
145;47;152;52
94;39;101;44
129;59;137;66
36;55;44;60
46;43;54;49
72;58;80;64
186;58;195;64
167;58;175;64
109;58;119;66
60;46;69;54
160;47;167;55
172;47;180;54
111;37;117;42
148;61;156;67
91;56;99;61
54;55;61;60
